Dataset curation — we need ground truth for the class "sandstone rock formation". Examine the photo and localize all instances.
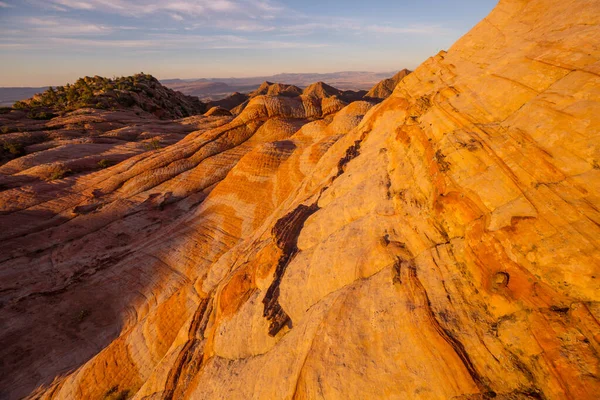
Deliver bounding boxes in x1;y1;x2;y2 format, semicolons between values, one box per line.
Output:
365;68;411;100
218;80;371;116
1;0;599;399
0;107;231;184
251;81;303;98
203;107;232;117
160;71;398;100
302;81;366;102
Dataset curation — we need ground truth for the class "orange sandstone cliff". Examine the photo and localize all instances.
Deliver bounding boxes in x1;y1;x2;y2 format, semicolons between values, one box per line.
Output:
1;0;599;398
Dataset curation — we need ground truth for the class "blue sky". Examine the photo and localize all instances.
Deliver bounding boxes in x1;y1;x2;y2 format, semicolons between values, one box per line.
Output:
0;0;498;86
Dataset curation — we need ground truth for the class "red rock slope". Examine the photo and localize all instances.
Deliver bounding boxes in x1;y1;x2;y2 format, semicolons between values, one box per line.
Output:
0;0;599;398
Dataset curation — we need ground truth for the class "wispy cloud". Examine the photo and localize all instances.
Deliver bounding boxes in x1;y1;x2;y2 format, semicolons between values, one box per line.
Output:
366;24;445;35
187;19;276;33
53;0;94;10
1;1;451;55
0;32;330;51
45;0;283;18
0;1;14;8
21;17;112;35
12;1;447;39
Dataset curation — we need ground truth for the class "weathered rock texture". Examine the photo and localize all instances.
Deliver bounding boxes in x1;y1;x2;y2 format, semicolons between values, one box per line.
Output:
225;80;370;116
365;68;411;100
0;107;231;184
0;0;599;399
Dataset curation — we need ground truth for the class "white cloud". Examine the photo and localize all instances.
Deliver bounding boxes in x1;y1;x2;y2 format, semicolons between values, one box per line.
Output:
10;33;329;51
2;0;450;56
44;0;283;18
22;17;112;35
189;19;275;32
0;1;14;8
18;1;447;38
54;0;94;10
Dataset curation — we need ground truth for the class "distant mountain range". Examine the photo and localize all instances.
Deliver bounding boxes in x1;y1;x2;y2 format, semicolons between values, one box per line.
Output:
0;71;397;107
0;87;49;107
161;71;397;100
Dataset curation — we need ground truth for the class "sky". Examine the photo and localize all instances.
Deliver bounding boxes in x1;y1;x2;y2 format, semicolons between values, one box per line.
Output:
0;0;498;86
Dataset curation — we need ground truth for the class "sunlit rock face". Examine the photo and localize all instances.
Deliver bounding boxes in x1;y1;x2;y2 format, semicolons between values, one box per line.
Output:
364;68;411;100
1;0;599;399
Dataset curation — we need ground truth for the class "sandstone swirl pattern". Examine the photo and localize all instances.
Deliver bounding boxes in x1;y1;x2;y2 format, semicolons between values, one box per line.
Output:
1;0;599;399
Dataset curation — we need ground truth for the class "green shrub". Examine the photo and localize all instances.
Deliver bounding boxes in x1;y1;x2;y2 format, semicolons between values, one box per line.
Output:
12;101;28;110
47;167;71;181
97;159;112;168
27;110;56;120
15;73;166;115
145;138;161;150
3;142;24;156
104;386;130;400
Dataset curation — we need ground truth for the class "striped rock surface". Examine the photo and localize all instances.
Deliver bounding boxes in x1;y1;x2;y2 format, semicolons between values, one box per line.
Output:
0;0;599;399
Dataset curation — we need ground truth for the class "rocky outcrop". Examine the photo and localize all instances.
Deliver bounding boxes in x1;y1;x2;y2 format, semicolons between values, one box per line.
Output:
365;68;411;100
251;81;303;98
303;81;367;103
207;92;248;110
12;74;207;120
227;80;364;116
0;107;231;183
203;107;232;117
0;0;599;399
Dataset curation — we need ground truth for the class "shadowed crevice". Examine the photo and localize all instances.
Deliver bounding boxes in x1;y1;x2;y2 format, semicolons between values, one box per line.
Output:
263;202;319;336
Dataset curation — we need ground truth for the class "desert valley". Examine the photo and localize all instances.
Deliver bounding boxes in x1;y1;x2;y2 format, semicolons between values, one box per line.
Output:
0;0;599;399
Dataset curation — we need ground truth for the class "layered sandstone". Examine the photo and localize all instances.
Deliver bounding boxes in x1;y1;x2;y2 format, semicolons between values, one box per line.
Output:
365;68;411;100
0;0;599;399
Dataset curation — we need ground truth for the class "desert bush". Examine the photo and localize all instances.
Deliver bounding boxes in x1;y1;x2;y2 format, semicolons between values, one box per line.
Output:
12;101;28;110
47;167;71;181
14;72;178;115
104;386;130;400
27;110;56;120
145;138;162;150
2;142;24;156
97;159;112;168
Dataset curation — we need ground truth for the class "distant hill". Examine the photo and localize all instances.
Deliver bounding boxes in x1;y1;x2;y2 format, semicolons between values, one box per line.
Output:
160;71;396;100
11;73;206;119
0;87;48;107
213;79;373;116
0;71;398;106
